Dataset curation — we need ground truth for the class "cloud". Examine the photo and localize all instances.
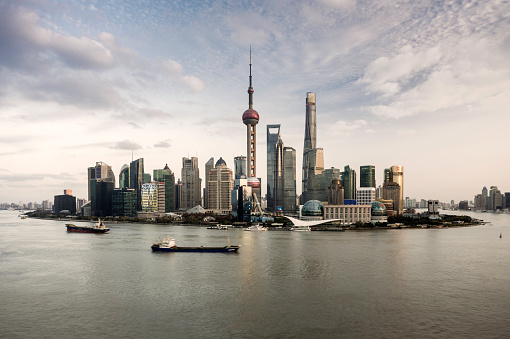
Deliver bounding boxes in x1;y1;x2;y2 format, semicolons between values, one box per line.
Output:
110;140;142;150
0;4;114;70
154;140;171;148
327;119;368;136
361;36;510;119
0;172;76;182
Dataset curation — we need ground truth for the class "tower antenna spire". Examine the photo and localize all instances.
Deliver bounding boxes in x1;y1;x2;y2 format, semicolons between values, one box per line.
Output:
248;46;254;109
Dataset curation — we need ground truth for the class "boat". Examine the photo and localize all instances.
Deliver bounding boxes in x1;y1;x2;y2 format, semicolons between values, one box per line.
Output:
289;226;311;231
207;224;229;230
65;219;110;233
244;224;268;231
151;235;240;253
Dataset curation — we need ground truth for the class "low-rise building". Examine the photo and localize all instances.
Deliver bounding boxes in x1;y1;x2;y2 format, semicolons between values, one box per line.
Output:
324;205;372;225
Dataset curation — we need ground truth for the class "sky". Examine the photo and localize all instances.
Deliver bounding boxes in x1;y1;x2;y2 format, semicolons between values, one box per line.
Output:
1;0;509;205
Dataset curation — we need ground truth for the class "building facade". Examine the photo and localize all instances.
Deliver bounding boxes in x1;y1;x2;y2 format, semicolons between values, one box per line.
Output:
53;190;77;215
341;165;356;201
324;205;372;225
356;187;376;206
328;179;344;205
266;124;281;211
153;164;175;212
282;147;297;214
112;188;136;217
206;157;234;211
129;158;144;211
182;157;201;209
360;165;376;188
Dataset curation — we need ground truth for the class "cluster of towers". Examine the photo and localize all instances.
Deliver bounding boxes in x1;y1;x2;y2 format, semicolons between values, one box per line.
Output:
59;51;405;220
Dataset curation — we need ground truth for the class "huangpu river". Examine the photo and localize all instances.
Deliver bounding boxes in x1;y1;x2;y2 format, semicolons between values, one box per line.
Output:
1;209;509;338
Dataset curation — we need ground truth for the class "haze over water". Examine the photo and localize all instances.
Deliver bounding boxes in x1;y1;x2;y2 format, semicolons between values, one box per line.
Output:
1;210;509;338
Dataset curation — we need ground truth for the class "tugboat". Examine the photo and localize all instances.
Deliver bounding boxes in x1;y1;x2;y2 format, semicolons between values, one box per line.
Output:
151;235;240;253
65;219;110;233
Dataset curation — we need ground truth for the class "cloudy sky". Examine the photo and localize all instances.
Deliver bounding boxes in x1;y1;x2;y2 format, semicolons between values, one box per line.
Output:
1;0;509;204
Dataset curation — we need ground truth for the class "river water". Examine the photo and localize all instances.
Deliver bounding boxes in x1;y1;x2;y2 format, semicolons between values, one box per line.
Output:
1;210;509;338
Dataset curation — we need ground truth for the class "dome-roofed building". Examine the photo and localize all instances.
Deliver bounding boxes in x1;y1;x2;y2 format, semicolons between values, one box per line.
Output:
371;201;387;224
215;157;227;167
301;200;324;221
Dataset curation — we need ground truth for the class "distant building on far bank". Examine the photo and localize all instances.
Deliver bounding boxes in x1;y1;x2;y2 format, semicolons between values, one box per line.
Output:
53;190;76;215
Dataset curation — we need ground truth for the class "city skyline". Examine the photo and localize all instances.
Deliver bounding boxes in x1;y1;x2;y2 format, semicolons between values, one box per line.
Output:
1;0;509;203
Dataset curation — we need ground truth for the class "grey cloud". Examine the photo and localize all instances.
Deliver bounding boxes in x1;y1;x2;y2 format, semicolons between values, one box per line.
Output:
110;140;142;150
0;172;76;182
0;4;115;71
154;140;171;148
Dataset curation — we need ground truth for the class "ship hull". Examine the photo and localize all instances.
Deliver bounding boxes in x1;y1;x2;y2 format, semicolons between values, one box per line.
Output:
66;225;109;233
151;245;239;253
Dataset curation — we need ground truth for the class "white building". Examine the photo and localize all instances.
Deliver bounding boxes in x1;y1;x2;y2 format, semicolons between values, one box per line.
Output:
356;187;375;206
324;205;372;225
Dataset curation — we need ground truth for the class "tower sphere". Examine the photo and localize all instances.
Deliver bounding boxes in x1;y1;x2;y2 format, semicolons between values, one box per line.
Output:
242;109;259;125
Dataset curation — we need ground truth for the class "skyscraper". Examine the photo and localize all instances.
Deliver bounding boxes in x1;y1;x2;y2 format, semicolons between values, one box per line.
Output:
88;161;115;217
119;164;129;188
153;164;175;212
360;165;376;188
341;165;356;200
301;92;323;203
241;49;261;207
206;157;234;210
88;162;115;201
267;124;281;211
282;147;297;214
390;165;404;215
234;156;247;180
204;157;214;208
130;158;144;211
273;135;284;211
182;157;201;209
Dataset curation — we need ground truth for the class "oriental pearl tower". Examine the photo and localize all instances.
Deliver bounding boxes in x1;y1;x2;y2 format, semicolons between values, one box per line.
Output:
242;49;261;209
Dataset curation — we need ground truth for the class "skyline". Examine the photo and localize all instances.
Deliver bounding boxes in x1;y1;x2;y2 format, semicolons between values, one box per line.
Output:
1;0;509;203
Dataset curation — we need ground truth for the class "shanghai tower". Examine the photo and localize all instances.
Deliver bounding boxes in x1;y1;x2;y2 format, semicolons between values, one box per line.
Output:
302;92;318;203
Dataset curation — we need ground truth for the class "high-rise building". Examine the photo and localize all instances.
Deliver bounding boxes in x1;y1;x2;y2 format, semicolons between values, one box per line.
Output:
383;182;402;215
302;92;318;203
303;148;324;202
182;157;201;209
341;165;356;200
130;158;144;211
360;165;376;188
273;135;284;211
206;157;234;211
112;188;136;217
119;164;129;188
317;167;341;202
390;165;404;214
204;157;214;208
141;182;158;212
282;147;297;214
356;187;376;205
88;162;115;201
241;49;261;207
175;179;183;210
234;156;247;180
153;164;175;212
489;186;502;211
53;190;77;215
328;179;344;205
90;179;114;217
267;124;281;211
384;168;391;184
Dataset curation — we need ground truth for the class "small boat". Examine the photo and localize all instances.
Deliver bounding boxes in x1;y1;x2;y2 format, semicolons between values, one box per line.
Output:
66;219;110;233
289;226;311;231
151;235;240;253
244;224;268;231
207;224;229;230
